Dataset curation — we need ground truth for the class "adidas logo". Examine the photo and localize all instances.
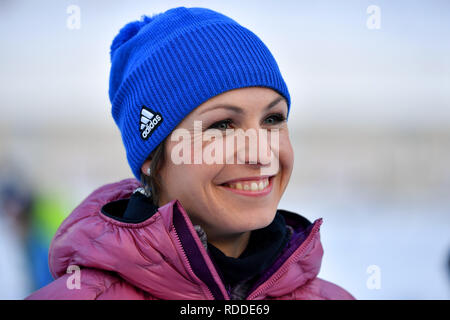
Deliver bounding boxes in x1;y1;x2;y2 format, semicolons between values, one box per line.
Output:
139;106;163;140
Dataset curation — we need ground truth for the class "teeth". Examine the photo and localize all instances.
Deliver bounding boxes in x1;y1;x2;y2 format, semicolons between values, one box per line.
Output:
226;177;270;192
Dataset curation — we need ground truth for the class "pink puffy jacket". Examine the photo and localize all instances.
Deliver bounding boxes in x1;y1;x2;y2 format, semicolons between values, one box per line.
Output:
25;178;355;300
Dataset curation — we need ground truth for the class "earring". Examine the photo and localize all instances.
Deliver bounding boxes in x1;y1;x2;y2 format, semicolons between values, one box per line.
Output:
147;167;151;176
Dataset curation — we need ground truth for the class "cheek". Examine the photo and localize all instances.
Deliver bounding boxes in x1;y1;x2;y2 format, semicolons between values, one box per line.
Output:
160;145;221;202
278;132;294;175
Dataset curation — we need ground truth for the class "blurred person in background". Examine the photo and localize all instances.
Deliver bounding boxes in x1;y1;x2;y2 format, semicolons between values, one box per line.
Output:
0;165;34;298
26;194;66;290
25;7;355;300
0;162;66;298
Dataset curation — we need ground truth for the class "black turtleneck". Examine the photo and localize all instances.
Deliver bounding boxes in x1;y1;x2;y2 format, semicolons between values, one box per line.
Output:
207;213;290;288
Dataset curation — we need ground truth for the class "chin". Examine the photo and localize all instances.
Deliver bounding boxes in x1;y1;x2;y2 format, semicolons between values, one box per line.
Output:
232;207;278;233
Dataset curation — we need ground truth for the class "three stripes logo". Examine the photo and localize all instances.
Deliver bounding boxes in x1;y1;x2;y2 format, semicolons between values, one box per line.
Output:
139;106;163;140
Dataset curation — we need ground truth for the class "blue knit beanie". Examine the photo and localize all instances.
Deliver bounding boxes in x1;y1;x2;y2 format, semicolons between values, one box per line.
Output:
109;6;291;180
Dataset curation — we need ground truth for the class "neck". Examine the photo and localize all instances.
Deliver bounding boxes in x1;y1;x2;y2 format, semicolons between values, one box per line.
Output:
207;231;251;258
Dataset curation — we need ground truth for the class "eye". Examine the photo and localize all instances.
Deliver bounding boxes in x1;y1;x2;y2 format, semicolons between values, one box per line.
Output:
264;113;286;125
207;119;233;131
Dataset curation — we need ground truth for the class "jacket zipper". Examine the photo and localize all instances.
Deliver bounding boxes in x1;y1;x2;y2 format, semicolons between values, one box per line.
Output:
246;218;323;300
172;222;221;300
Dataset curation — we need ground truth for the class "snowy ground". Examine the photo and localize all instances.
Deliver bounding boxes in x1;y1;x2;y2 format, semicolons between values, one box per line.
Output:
280;191;450;300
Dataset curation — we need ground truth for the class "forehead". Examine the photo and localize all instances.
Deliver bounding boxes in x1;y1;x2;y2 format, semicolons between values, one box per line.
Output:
171;87;288;131
203;86;281;106
193;87;286;115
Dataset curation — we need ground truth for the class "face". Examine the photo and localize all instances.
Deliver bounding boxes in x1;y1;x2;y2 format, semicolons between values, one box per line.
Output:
143;87;294;241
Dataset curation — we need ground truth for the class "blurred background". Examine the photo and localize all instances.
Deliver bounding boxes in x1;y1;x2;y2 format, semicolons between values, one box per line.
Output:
0;0;449;299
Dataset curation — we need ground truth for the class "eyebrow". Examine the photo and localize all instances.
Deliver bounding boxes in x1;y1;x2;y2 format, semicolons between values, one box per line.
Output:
199;95;284;115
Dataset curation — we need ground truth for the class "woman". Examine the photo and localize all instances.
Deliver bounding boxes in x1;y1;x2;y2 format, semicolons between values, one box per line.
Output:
26;6;355;300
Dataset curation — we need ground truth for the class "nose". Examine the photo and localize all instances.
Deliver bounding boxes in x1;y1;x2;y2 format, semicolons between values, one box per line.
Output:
232;127;278;168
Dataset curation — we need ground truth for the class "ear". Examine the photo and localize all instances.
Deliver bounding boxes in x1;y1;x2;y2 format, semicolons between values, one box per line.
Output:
141;158;152;176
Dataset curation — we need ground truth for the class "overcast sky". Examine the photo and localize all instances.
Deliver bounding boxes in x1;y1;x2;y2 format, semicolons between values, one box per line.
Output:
1;0;449;131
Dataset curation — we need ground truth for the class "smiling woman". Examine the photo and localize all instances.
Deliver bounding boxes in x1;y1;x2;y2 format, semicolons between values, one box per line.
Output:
25;6;355;300
145;87;293;259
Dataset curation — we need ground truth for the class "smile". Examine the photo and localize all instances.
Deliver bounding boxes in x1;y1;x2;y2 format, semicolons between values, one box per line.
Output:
219;176;273;196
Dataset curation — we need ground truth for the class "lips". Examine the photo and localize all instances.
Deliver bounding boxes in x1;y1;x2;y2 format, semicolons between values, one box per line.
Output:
224;177;269;191
219;176;274;196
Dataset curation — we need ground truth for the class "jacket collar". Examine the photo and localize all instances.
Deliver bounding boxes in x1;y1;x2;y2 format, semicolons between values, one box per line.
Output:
48;178;323;300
